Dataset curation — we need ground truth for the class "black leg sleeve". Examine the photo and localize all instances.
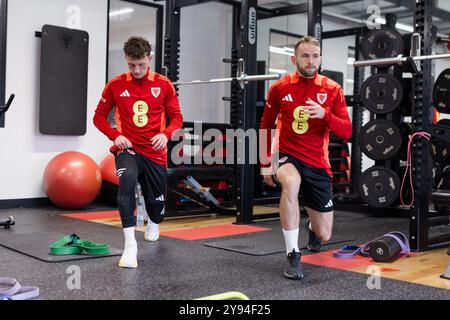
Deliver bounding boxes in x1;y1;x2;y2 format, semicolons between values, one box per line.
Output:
115;151;139;228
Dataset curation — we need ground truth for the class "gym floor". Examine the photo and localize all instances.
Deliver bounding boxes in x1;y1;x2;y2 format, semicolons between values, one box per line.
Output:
0;206;449;300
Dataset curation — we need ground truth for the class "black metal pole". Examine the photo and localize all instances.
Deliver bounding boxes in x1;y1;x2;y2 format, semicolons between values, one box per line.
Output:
154;6;163;74
350;29;364;199
230;5;241;212
308;0;322;44
410;0;434;251
0;0;7;128
236;0;257;224
163;0;180;83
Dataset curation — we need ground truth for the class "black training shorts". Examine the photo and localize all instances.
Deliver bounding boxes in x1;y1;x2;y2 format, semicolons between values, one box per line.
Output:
276;153;334;212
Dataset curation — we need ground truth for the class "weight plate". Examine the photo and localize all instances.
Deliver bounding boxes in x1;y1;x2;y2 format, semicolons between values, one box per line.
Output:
431;119;450;164
361;27;404;60
361;73;404;114
433;68;450;114
359;166;400;207
359;119;402;160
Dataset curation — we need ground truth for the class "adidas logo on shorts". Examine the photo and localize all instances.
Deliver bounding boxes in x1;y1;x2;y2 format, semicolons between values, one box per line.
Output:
324;199;333;208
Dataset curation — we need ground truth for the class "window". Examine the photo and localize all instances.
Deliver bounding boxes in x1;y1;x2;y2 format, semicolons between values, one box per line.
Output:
106;0;163;125
267;29;303;93
346;46;355;96
268;29;302;74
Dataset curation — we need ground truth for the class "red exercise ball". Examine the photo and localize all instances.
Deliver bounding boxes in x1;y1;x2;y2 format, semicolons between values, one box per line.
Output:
98;154;119;205
99;154;119;186
43;151;102;209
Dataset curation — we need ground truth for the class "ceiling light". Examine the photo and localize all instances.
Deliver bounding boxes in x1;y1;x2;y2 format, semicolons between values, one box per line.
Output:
109;8;134;17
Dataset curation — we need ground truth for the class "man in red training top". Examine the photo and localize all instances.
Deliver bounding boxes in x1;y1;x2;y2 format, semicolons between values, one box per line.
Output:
260;36;352;280
94;37;183;268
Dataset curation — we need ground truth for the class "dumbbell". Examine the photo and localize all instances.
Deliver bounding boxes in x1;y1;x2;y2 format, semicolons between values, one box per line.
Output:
0;216;15;229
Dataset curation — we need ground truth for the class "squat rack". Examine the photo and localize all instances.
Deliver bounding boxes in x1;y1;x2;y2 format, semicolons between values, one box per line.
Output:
162;0;323;224
326;0;450;251
409;0;449;251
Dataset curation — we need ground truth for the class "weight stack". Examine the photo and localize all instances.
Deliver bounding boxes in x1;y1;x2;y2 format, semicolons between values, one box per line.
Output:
357;27;413;208
358;70;407;208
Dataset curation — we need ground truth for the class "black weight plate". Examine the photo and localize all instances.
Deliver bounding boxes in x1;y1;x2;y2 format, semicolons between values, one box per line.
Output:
361;73;404;114
436;165;450;190
359;119;402;160
361;27;404;60
359;166;400;207
433;68;450;114
431;119;450;164
431;139;450;163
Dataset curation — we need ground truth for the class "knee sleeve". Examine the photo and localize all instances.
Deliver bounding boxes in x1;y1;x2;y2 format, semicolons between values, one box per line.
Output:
116;167;138;228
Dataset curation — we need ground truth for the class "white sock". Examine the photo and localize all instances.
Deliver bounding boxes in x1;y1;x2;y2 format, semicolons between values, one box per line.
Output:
123;226;136;245
282;228;299;255
119;227;138;268
147;220;159;232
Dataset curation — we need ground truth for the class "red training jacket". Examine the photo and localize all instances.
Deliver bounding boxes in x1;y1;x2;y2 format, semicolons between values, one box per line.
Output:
260;72;352;177
93;70;183;166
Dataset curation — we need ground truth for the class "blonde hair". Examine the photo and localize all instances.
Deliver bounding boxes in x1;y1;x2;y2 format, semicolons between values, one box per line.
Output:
294;36;321;54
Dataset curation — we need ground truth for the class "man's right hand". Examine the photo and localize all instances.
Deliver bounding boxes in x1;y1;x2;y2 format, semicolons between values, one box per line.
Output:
114;135;132;149
263;175;276;187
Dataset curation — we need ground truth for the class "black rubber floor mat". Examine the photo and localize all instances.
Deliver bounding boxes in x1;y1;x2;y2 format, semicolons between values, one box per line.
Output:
0;231;122;262
204;231;352;256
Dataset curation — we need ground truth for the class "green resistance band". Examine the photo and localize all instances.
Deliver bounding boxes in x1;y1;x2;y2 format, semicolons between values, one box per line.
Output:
50;234;110;255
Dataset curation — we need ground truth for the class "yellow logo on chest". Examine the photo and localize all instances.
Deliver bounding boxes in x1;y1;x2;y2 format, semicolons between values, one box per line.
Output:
133;100;148;127
292;106;309;134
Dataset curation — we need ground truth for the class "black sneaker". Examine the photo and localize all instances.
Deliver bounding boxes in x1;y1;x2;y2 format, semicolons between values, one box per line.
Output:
306;219;322;252
284;250;304;280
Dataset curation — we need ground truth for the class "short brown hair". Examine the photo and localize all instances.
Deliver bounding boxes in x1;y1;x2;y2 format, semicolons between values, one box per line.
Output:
294;36;321;54
123;36;152;59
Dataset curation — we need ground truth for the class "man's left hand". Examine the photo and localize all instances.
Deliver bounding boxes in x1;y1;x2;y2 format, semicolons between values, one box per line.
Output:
151;133;168;151
304;98;325;119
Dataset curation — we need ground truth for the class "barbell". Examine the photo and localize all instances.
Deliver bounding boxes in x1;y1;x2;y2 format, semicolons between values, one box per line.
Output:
352;52;450;68
174;74;282;87
0;216;15;229
173;58;281;88
353;32;450;68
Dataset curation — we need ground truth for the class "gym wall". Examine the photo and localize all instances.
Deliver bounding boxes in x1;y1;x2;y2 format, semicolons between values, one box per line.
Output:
1;0;110;201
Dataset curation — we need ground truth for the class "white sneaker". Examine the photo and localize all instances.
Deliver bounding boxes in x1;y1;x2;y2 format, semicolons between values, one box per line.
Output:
144;222;160;242
118;242;138;268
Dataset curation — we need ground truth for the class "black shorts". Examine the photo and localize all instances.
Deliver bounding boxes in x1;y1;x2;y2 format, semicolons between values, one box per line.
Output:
276;153;333;212
114;149;167;227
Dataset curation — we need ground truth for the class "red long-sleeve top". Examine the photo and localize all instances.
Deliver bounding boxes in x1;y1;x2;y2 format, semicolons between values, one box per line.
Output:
93;70;183;165
260;72;352;177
